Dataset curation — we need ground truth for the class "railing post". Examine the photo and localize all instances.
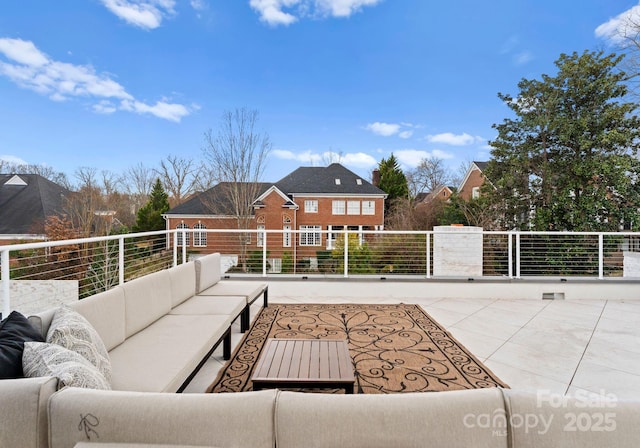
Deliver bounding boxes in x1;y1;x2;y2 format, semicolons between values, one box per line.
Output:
508;232;513;279
599;233;604;279
119;237;125;285
262;229;268;277
173;231;178;267
344;230;349;278
426;232;431;279
515;232;521;279
1;249;10;318
181;230;187;265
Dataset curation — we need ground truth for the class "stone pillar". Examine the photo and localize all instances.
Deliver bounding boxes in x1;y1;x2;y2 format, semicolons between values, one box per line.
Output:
433;225;483;277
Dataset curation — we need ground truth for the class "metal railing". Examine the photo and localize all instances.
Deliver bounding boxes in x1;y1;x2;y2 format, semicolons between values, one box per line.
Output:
2;228;640;316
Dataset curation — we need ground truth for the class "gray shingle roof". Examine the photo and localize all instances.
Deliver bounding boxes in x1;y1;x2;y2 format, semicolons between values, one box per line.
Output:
0;174;71;235
274;163;384;195
168;182;272;215
166;164;385;216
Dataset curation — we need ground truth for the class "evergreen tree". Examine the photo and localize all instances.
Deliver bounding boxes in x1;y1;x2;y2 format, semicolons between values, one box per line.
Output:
486;50;640;231
378;154;409;208
133;178;170;232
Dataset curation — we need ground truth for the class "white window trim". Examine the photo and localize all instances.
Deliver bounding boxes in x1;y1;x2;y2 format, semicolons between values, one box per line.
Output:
283;225;292;247
304;200;318;213
193;223;207;247
257;225;265;247
362;200;375;215
299;225;322;246
332;200;346;215
347;200;360;215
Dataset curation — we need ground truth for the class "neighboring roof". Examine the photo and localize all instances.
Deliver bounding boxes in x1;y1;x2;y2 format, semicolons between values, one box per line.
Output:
458;161;489;192
166;182;272;215
0;174;71;235
473;161;488;171
274;163;386;196
166;164;386;216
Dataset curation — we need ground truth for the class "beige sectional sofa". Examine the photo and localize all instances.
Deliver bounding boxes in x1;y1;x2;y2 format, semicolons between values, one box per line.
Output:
7;385;639;448
27;253;267;393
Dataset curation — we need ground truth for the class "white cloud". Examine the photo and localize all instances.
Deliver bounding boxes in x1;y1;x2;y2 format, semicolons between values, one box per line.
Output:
595;4;640;43
365;121;417;138
271;149;377;169
190;0;207;11
427;132;483;146
514;51;533;65
365;121;400;137
249;0;383;26
101;0;176;30
394;149;454;168
0;37;191;122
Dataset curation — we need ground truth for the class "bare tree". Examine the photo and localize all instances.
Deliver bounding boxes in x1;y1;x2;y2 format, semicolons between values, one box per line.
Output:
123;162;155;214
202;108;271;269
406;157;451;198
202;108;271;228
156;155;197;206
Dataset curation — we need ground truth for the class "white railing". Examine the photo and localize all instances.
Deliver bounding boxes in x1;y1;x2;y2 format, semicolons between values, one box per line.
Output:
2;228;640;317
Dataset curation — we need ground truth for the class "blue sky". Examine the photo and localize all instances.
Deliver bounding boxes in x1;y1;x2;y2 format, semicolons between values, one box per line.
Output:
0;0;637;185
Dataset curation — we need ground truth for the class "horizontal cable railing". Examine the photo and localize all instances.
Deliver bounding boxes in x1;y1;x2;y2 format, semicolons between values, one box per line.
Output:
2;229;640;316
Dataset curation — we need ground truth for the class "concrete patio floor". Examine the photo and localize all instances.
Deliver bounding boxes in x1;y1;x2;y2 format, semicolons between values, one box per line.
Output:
184;280;640;400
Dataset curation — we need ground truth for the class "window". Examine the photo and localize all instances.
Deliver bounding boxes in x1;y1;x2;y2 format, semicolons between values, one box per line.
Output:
472;187;480;199
193;223;207;247
257;225;265;247
300;225;322;246
347;200;360;215
332;200;346;215
283;225;291;247
362;200;375;215
304;200;318;213
176;223;190;246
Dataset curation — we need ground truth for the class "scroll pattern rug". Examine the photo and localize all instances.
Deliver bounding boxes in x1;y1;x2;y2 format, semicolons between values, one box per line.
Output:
208;303;508;394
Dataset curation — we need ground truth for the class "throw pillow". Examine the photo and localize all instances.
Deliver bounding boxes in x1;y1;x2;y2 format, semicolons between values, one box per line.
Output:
22;342;111;390
0;311;45;379
47;305;112;384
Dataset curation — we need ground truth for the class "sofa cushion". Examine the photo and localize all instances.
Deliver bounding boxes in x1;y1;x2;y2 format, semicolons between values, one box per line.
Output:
72;286;126;351
121;270;172;338
194;253;221;293
49;388;277;448
275;388;509;448
22;342;111;391
47;305;112;383
0;311;45;379
170;295;245;320
0;376;58;448
74;443;220;447
108;314;229;392
168;261;197;308
503;389;640;448
198;281;267;305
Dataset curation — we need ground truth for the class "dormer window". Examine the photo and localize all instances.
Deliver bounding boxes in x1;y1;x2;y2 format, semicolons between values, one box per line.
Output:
356;179;362;185
335;179;341;185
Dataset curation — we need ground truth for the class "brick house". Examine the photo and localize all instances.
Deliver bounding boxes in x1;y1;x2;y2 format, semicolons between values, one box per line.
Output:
458;161;488;200
163;163;387;268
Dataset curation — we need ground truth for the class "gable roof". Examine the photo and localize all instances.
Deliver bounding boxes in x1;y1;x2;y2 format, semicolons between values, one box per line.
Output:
0;174;71;236
274;163;386;196
458;161;488;192
166;164;386;216
167;182;272;215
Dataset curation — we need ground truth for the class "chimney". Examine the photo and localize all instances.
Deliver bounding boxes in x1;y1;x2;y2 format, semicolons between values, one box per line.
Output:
372;169;380;187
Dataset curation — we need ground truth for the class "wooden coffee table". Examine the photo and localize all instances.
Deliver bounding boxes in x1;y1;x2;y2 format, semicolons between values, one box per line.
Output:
251;338;355;393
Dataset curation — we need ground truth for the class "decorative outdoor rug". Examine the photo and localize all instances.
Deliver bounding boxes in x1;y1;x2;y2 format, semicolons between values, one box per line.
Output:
207;303;508;394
